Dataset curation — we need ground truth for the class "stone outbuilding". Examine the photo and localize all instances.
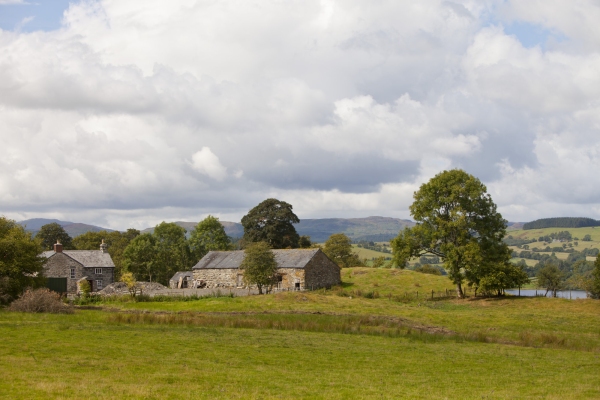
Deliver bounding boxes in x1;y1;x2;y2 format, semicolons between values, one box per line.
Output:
42;240;115;294
169;271;195;289
192;248;341;290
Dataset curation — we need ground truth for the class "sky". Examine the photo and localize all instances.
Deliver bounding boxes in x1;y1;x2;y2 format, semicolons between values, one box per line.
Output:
1;0;600;231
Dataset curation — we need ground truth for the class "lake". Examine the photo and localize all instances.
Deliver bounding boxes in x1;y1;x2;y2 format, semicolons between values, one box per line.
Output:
505;289;588;299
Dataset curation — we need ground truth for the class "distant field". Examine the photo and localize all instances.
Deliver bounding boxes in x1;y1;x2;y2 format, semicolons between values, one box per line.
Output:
351;245;392;260
509;227;600;251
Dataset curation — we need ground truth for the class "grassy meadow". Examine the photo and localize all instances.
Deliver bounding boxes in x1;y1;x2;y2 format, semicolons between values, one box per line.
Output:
1;268;600;399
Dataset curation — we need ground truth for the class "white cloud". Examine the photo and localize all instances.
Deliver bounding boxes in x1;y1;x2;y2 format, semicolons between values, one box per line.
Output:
1;0;600;229
190;147;228;181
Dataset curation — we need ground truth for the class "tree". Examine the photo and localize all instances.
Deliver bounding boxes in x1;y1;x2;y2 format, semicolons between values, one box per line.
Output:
73;229;140;280
323;233;361;268
123;233;158;282
537;264;564;297
240;242;277;294
582;234;592;242
35;223;73;250
153;222;191;284
586;255;600;299
241;198;300;249
298;235;312;248
391;169;510;298
0;217;46;304
188;216;232;262
475;263;529;296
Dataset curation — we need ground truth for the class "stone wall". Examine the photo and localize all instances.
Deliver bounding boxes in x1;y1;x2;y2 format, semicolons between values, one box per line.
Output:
43;253;114;293
304;251;341;289
192;268;240;288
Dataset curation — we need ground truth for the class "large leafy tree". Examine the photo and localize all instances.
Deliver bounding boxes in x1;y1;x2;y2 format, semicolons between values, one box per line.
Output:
240;241;277;294
241;198;300;249
35;223;73;250
123;233;158;283
188;216;232;262
323;233;361;268
0;217;46;304
153;222;191;285
73;229;140;280
537;264;564;297
391;169;510;298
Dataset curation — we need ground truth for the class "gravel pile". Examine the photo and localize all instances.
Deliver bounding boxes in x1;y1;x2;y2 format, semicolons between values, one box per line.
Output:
99;281;168;296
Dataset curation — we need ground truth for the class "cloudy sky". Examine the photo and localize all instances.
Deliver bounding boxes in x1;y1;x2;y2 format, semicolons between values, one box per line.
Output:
1;0;600;230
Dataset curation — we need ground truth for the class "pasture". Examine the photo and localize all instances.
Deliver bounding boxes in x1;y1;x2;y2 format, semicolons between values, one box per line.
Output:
1;268;599;399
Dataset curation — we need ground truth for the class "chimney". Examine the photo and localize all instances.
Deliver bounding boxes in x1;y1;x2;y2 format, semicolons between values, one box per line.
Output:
100;239;108;253
54;241;63;253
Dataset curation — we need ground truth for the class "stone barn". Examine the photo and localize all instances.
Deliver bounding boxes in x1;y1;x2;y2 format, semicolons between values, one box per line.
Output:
42;240;115;294
192;248;341;290
169;271;194;289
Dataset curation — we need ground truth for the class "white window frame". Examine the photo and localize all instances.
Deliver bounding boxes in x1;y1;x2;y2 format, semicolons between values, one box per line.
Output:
95;268;102;275
96;279;103;290
70;268;75;279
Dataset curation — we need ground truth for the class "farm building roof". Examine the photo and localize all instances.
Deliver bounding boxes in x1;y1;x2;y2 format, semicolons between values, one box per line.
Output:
41;250;115;268
193;249;322;270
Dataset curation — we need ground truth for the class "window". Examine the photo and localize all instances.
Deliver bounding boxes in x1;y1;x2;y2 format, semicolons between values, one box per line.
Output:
96;280;103;290
70;268;75;279
95;268;102;275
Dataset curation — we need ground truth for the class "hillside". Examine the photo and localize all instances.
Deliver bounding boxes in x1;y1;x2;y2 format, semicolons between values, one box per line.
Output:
523;217;600;230
18;218;113;237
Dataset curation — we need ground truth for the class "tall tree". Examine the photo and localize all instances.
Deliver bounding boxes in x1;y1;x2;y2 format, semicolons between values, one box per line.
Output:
73;229;140;280
188;216;232;262
323;233;361;268
153;222;191;285
537;264;565;297
391;169;509;298
123;233;158;283
241;198;300;249
240;241;277;294
35;223;73;250
0;217;46;304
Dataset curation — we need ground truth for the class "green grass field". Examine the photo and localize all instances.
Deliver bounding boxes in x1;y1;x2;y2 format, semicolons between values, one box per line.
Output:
2;268;600;399
509;227;600;251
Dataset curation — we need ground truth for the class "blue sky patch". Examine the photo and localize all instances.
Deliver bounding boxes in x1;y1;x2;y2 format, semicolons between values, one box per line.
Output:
503;20;566;49
0;0;74;32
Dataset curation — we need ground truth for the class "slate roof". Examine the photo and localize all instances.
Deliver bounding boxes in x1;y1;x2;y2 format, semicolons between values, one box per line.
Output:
42;250;115;268
193;249;321;270
170;271;194;282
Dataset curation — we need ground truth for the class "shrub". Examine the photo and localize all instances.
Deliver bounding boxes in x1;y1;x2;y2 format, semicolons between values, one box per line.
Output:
8;288;73;314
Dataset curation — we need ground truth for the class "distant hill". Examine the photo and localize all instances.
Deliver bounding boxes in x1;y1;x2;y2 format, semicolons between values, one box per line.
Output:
523;217;600;230
506;222;525;231
296;216;414;243
140;216;413;243
18;218;114;237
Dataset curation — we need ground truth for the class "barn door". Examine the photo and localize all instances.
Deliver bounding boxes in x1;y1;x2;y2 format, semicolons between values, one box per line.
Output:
47;278;67;294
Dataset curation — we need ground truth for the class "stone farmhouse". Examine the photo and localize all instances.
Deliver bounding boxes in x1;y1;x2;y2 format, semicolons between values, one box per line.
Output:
42;241;115;294
191;248;341;290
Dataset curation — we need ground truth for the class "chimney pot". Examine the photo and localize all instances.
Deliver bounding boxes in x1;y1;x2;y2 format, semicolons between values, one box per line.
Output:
100;239;108;253
54;241;63;253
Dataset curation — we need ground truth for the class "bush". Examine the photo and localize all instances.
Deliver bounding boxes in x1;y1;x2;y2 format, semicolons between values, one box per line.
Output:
8;288;73;314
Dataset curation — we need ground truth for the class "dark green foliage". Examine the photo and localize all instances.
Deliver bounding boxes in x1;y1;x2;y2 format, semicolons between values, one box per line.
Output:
587;255;600;299
241;198;300;249
355;241;392;253
188;215;232;262
537;264;565;297
523;218;600;230
35;222;73;250
123;233;158;283
298;235;312;248
240;241;277;294
503;236;536;246
0;217;46;304
73;229;140;280
582;234;592;241
323;233;362;268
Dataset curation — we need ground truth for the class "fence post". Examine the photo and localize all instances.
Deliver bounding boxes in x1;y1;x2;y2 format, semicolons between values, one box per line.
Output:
431;290;434;299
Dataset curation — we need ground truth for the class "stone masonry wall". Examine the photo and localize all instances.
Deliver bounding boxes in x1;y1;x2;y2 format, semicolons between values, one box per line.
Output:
44;253;114;293
304;251;341;289
193;268;239;288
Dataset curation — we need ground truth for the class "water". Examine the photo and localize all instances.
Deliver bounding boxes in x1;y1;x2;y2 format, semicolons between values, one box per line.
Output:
505;289;588;299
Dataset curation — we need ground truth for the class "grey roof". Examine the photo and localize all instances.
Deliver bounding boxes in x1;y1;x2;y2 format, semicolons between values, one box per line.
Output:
170;271;194;281
193;248;321;270
42;250;115;268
